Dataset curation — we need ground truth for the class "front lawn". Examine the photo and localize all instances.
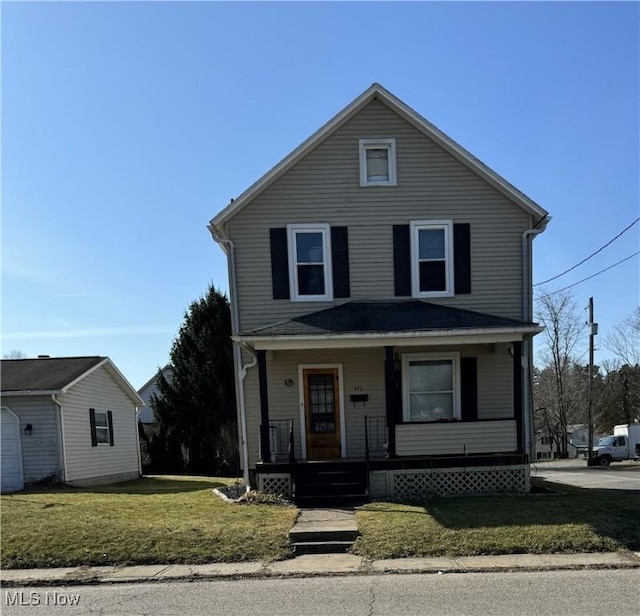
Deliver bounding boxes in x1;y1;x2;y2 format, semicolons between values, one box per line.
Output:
1;476;298;569
353;483;640;559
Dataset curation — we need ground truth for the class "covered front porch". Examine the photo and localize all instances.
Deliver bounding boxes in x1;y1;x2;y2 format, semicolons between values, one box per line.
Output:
237;301;542;501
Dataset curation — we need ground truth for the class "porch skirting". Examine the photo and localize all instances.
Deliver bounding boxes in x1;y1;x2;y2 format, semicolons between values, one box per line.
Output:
370;464;529;500
255;463;529;500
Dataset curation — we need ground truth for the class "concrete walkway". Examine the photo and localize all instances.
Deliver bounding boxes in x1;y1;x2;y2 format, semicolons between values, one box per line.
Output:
2;552;639;587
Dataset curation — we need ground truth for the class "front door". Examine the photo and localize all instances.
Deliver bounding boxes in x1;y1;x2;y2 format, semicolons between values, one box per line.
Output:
303;368;341;459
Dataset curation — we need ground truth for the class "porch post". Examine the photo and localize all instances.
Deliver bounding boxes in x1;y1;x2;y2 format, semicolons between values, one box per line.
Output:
257;350;271;462
385;345;397;457
513;340;524;454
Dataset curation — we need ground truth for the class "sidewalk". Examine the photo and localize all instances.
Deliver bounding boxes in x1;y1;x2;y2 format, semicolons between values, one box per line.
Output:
2;552;639;587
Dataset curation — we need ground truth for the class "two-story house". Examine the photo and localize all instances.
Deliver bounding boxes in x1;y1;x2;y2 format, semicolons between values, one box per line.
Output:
209;84;549;503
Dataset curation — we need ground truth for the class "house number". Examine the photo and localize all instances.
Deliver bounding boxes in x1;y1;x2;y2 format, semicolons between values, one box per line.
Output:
353;386;363;391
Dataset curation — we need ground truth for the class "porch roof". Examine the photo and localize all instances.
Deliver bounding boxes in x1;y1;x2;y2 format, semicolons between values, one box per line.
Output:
235;301;543;350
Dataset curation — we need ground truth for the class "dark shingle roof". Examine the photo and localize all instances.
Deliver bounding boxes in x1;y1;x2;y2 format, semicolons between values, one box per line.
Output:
1;356;105;393
244;301;537;337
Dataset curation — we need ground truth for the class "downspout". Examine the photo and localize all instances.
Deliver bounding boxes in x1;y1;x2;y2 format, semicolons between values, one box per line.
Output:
208;222;252;490
521;215;551;459
51;395;68;483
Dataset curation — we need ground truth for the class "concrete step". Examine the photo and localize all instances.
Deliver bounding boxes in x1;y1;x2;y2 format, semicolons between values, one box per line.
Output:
289;528;359;543
292;540;354;555
295;481;367;497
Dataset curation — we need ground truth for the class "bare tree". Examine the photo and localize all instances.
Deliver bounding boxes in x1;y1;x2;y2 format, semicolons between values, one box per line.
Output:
535;290;585;457
605;306;640;366
2;349;27;359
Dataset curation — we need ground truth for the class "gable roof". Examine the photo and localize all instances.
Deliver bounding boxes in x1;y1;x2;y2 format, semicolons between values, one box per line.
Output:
137;364;172;398
210;83;548;232
0;356;144;406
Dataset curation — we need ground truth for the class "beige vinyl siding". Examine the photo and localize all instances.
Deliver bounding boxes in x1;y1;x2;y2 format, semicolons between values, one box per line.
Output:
245;343;514;468
396;420;517;456
2;396;61;483
245;348;386;469
58;366;140;483
229;99;531;333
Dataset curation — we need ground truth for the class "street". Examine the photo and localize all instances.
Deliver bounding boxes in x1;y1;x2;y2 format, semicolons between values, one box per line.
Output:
3;569;638;616
531;459;640;491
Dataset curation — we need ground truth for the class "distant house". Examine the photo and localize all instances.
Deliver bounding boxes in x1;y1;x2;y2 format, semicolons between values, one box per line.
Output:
137;365;172;436
534;424;602;460
0;356;143;492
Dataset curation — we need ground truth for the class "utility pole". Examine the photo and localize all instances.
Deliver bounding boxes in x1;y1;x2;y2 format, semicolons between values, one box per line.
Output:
587;297;597;465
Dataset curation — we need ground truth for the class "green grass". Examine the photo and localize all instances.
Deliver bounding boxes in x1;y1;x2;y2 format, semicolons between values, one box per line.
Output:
353;482;640;559
1;476;298;569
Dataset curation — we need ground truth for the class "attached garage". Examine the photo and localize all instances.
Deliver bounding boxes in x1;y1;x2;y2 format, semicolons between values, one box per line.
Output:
1;406;24;492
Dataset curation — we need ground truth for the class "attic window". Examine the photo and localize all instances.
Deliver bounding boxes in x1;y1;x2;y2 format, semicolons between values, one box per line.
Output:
359;139;396;186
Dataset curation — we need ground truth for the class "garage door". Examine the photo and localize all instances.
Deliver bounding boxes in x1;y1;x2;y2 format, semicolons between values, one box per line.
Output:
1;406;24;492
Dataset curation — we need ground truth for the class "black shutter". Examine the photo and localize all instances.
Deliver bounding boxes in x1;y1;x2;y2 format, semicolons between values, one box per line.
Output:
454;223;471;294
331;226;350;298
89;408;97;447
107;410;115;446
393;225;411;296
269;228;290;299
460;357;478;421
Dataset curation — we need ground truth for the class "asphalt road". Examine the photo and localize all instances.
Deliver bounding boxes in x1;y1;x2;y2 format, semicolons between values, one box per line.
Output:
3;569;639;616
530;459;640;491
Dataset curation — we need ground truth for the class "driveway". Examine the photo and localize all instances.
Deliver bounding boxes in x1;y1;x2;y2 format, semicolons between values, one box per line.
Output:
531;459;640;491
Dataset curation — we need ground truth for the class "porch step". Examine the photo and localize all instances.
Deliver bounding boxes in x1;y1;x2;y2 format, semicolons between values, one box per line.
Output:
293;461;368;505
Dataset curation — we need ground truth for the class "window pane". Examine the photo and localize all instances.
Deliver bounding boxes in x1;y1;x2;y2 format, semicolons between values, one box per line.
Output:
298;264;325;295
296;232;324;263
419;261;446;292
409;393;453;421
95;412;108;428
366;148;389;181
96;427;109;444
418;229;445;259
409;360;452;392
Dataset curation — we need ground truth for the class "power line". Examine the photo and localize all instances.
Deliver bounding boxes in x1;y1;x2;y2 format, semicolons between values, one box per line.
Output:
541;251;640;297
533;217;640;287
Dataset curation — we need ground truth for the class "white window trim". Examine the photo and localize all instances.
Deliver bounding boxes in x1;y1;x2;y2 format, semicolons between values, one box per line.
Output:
359;138;397;187
410;219;454;298
287;223;333;302
401;352;461;422
94;410;110;445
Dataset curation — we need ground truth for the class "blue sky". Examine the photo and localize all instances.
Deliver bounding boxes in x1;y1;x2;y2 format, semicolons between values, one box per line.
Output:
2;2;638;388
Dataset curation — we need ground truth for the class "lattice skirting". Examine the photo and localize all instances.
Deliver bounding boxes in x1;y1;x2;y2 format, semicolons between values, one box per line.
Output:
370;465;529;500
257;473;292;498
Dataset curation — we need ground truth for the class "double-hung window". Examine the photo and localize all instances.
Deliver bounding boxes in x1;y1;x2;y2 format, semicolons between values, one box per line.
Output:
94;411;110;444
287;223;333;301
410;220;454;298
402;353;460;422
359;139;396;186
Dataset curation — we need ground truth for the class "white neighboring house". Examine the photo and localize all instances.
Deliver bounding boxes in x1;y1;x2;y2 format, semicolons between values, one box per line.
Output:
137;365;172;436
534;424;602;460
0;356;144;492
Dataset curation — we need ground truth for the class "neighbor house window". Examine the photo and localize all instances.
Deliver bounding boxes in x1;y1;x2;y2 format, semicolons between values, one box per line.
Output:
287;223;333;302
402;353;460;422
359;139;396;186
90;408;113;447
410;220;454;298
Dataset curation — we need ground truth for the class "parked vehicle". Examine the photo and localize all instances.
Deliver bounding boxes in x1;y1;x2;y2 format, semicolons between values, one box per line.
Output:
589;424;640;466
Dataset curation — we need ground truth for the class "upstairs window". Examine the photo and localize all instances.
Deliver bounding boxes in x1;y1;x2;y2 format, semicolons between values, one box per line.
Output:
410;220;454;298
359;139;396;186
287;224;333;302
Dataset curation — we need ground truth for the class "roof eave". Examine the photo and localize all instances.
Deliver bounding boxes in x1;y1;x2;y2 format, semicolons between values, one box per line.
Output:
234;325;544;351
